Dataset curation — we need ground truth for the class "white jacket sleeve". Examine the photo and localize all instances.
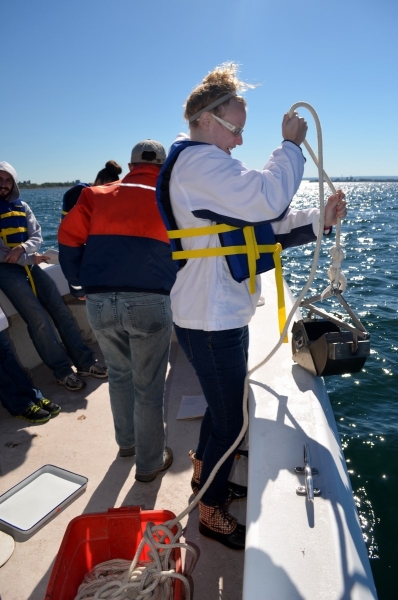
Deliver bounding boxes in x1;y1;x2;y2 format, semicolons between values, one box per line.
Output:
173;141;305;225
272;207;320;237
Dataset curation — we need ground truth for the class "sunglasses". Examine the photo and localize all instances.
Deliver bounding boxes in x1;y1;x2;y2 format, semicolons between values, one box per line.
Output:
211;113;244;137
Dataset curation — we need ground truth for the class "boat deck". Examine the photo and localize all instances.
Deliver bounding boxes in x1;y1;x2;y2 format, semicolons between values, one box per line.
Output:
0;267;377;599
0;337;247;600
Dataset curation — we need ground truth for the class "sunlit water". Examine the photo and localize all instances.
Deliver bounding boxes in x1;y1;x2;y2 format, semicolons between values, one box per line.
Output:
22;183;398;599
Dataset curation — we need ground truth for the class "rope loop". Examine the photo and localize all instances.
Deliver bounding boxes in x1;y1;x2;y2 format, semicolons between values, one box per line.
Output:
74;520;197;599
289;101;346;297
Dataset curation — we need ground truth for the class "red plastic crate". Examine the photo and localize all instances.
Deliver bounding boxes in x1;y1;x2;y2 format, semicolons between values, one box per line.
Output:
45;506;182;600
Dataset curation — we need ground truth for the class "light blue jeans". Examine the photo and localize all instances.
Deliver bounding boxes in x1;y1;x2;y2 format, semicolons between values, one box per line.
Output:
86;292;172;475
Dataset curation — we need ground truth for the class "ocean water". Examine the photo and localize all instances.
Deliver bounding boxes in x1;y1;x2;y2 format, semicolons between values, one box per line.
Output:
22;183;397;599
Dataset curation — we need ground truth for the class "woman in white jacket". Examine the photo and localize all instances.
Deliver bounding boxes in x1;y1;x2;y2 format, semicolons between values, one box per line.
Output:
161;63;346;550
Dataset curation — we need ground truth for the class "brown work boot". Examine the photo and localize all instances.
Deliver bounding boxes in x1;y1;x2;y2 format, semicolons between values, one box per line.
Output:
189;450;248;501
198;501;245;550
189;450;202;495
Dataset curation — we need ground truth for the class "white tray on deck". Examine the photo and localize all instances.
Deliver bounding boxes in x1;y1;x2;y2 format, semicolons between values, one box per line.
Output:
0;464;87;538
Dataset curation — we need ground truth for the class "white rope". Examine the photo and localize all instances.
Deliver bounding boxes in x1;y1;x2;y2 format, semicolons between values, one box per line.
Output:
321;245;347;300
74;102;341;600
74;521;197;600
294;103;346;297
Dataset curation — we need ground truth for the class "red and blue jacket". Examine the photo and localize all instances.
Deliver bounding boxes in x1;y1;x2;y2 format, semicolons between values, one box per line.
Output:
58;164;176;297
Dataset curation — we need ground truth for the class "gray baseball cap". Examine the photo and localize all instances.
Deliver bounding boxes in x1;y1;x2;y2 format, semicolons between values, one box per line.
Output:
130;139;166;165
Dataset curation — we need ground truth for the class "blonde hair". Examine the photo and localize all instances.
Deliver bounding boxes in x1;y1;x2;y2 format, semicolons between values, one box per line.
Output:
184;62;255;126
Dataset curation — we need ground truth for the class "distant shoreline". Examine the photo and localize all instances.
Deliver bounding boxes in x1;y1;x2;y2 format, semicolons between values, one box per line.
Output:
305;177;398;183
19;177;398;189
19;182;77;189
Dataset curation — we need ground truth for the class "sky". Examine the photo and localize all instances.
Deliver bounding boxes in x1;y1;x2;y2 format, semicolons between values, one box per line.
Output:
1;0;397;183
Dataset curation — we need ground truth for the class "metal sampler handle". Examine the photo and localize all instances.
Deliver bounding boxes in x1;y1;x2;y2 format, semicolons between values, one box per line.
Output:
295;444;321;501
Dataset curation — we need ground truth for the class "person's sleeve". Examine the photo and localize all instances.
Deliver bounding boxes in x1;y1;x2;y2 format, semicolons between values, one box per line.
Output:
271;207;320;248
0;241;37;265
19;203;43;261
176;141;305;227
58;188;92;297
23;203;43;252
0;240;11;263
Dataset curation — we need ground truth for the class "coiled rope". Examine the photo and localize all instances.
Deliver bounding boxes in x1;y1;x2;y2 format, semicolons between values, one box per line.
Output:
74;521;197;600
74;102;343;600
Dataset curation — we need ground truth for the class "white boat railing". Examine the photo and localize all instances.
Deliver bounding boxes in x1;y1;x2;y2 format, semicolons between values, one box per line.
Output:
243;271;377;600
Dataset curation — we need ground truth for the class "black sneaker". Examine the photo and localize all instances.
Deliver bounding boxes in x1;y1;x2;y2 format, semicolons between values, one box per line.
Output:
36;398;61;416
17;405;51;424
56;373;86;391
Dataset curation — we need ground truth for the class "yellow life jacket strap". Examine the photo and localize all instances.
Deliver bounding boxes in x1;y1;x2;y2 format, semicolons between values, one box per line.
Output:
0;241;37;297
0;226;27;237
0;211;26;219
242;226;259;295
167;223;238;238
25;266;37;296
271;247;287;343
168;223;287;342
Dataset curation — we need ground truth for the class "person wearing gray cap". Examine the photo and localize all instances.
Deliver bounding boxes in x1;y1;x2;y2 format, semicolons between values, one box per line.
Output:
0;161;108;392
58;140;175;482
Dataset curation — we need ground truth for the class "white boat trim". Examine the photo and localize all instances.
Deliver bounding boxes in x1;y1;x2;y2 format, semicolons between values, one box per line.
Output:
244;270;377;599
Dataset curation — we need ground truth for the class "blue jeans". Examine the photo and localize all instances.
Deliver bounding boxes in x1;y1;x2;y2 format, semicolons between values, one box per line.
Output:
86;292;172;475
0;330;43;415
0;264;94;379
174;325;249;506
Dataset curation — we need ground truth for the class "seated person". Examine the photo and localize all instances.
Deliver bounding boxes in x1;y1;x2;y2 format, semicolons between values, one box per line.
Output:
0;161;108;391
61;160;122;219
0;330;60;424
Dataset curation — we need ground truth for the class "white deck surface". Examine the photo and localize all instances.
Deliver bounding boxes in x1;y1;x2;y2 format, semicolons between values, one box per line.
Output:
0;339;246;600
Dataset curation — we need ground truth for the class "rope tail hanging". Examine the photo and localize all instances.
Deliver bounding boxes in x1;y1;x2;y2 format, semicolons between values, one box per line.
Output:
74;103;341;600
